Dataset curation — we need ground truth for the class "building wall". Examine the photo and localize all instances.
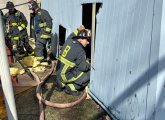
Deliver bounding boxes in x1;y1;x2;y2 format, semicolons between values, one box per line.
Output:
42;0;164;119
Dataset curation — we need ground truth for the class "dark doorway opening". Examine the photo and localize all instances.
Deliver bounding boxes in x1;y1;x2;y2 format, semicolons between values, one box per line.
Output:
82;3;102;29
30;13;35;38
82;3;102;59
82;4;92;30
59;25;66;46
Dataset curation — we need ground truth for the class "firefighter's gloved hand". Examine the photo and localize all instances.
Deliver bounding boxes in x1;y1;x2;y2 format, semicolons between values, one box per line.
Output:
5;28;9;34
18;26;23;31
12;45;18;53
86;58;91;64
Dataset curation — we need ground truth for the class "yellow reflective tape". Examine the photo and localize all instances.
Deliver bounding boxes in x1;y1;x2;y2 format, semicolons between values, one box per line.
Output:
61;82;65;87
11;23;18;26
45;27;51;32
40;34;51;39
67;84;77;91
73;29;78;36
36;56;44;60
28;51;34;56
62;45;71;57
31;25;34;29
61;65;69;83
58;55;75;67
39;23;44;27
21;24;26;29
43;22;46;26
13;36;19;40
68;72;84;82
60;64;84;83
39;22;47;28
18;53;25;57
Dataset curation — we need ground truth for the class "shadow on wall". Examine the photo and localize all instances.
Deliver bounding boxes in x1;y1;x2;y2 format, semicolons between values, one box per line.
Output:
108;56;165;119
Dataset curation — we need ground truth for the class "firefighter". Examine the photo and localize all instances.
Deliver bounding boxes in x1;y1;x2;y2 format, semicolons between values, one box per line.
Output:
55;29;91;96
5;1;34;57
28;1;53;62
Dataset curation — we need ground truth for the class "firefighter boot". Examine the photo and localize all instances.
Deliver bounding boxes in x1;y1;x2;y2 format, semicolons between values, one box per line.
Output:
65;85;80;96
54;80;65;92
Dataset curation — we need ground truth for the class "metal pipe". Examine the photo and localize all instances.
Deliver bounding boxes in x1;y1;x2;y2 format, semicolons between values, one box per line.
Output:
0;2;29;11
0;14;18;120
91;3;96;67
89;91;119;120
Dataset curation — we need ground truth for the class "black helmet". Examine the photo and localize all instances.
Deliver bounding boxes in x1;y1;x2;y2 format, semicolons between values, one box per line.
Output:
6;1;14;9
72;29;91;40
28;1;39;10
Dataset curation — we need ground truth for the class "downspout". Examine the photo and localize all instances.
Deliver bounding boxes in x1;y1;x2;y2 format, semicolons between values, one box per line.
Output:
91;3;96;66
0;14;18;120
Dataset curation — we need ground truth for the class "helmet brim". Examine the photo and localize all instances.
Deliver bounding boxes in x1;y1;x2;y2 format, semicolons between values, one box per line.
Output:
6;6;14;9
72;36;91;41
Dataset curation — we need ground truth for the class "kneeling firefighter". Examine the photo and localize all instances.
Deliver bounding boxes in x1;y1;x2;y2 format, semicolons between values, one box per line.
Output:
55;29;91;96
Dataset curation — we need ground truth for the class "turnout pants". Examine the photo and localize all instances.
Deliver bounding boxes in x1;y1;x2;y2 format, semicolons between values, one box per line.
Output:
35;36;48;60
35;33;51;60
56;71;90;91
19;35;34;55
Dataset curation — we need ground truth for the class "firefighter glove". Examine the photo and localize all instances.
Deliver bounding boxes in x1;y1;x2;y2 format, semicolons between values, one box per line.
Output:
12;45;18;53
18;26;23;31
86;58;91;64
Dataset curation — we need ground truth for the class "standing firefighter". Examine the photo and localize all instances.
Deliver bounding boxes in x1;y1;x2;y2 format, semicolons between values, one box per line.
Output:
55;29;91;96
5;1;34;57
28;1;53;62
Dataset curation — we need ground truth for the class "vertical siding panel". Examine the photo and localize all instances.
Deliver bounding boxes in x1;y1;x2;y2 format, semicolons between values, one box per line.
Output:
154;0;164;119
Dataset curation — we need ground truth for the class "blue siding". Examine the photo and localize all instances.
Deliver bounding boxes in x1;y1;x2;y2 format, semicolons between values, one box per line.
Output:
42;0;164;119
91;0;155;119
155;0;165;119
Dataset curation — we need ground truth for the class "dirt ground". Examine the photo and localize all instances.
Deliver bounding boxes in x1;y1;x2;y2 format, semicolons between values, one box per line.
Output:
42;75;110;120
0;70;111;120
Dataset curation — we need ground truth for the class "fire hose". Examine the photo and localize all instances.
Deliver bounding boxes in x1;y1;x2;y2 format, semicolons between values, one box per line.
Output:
31;61;87;119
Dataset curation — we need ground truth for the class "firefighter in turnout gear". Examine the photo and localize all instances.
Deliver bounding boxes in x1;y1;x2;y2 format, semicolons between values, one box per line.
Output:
5;1;34;57
55;29;91;96
28;1;53;62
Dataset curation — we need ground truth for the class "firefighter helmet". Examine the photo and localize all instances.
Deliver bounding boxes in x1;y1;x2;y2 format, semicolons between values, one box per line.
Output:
78;25;85;31
72;29;91;40
6;1;14;9
28;1;39;10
